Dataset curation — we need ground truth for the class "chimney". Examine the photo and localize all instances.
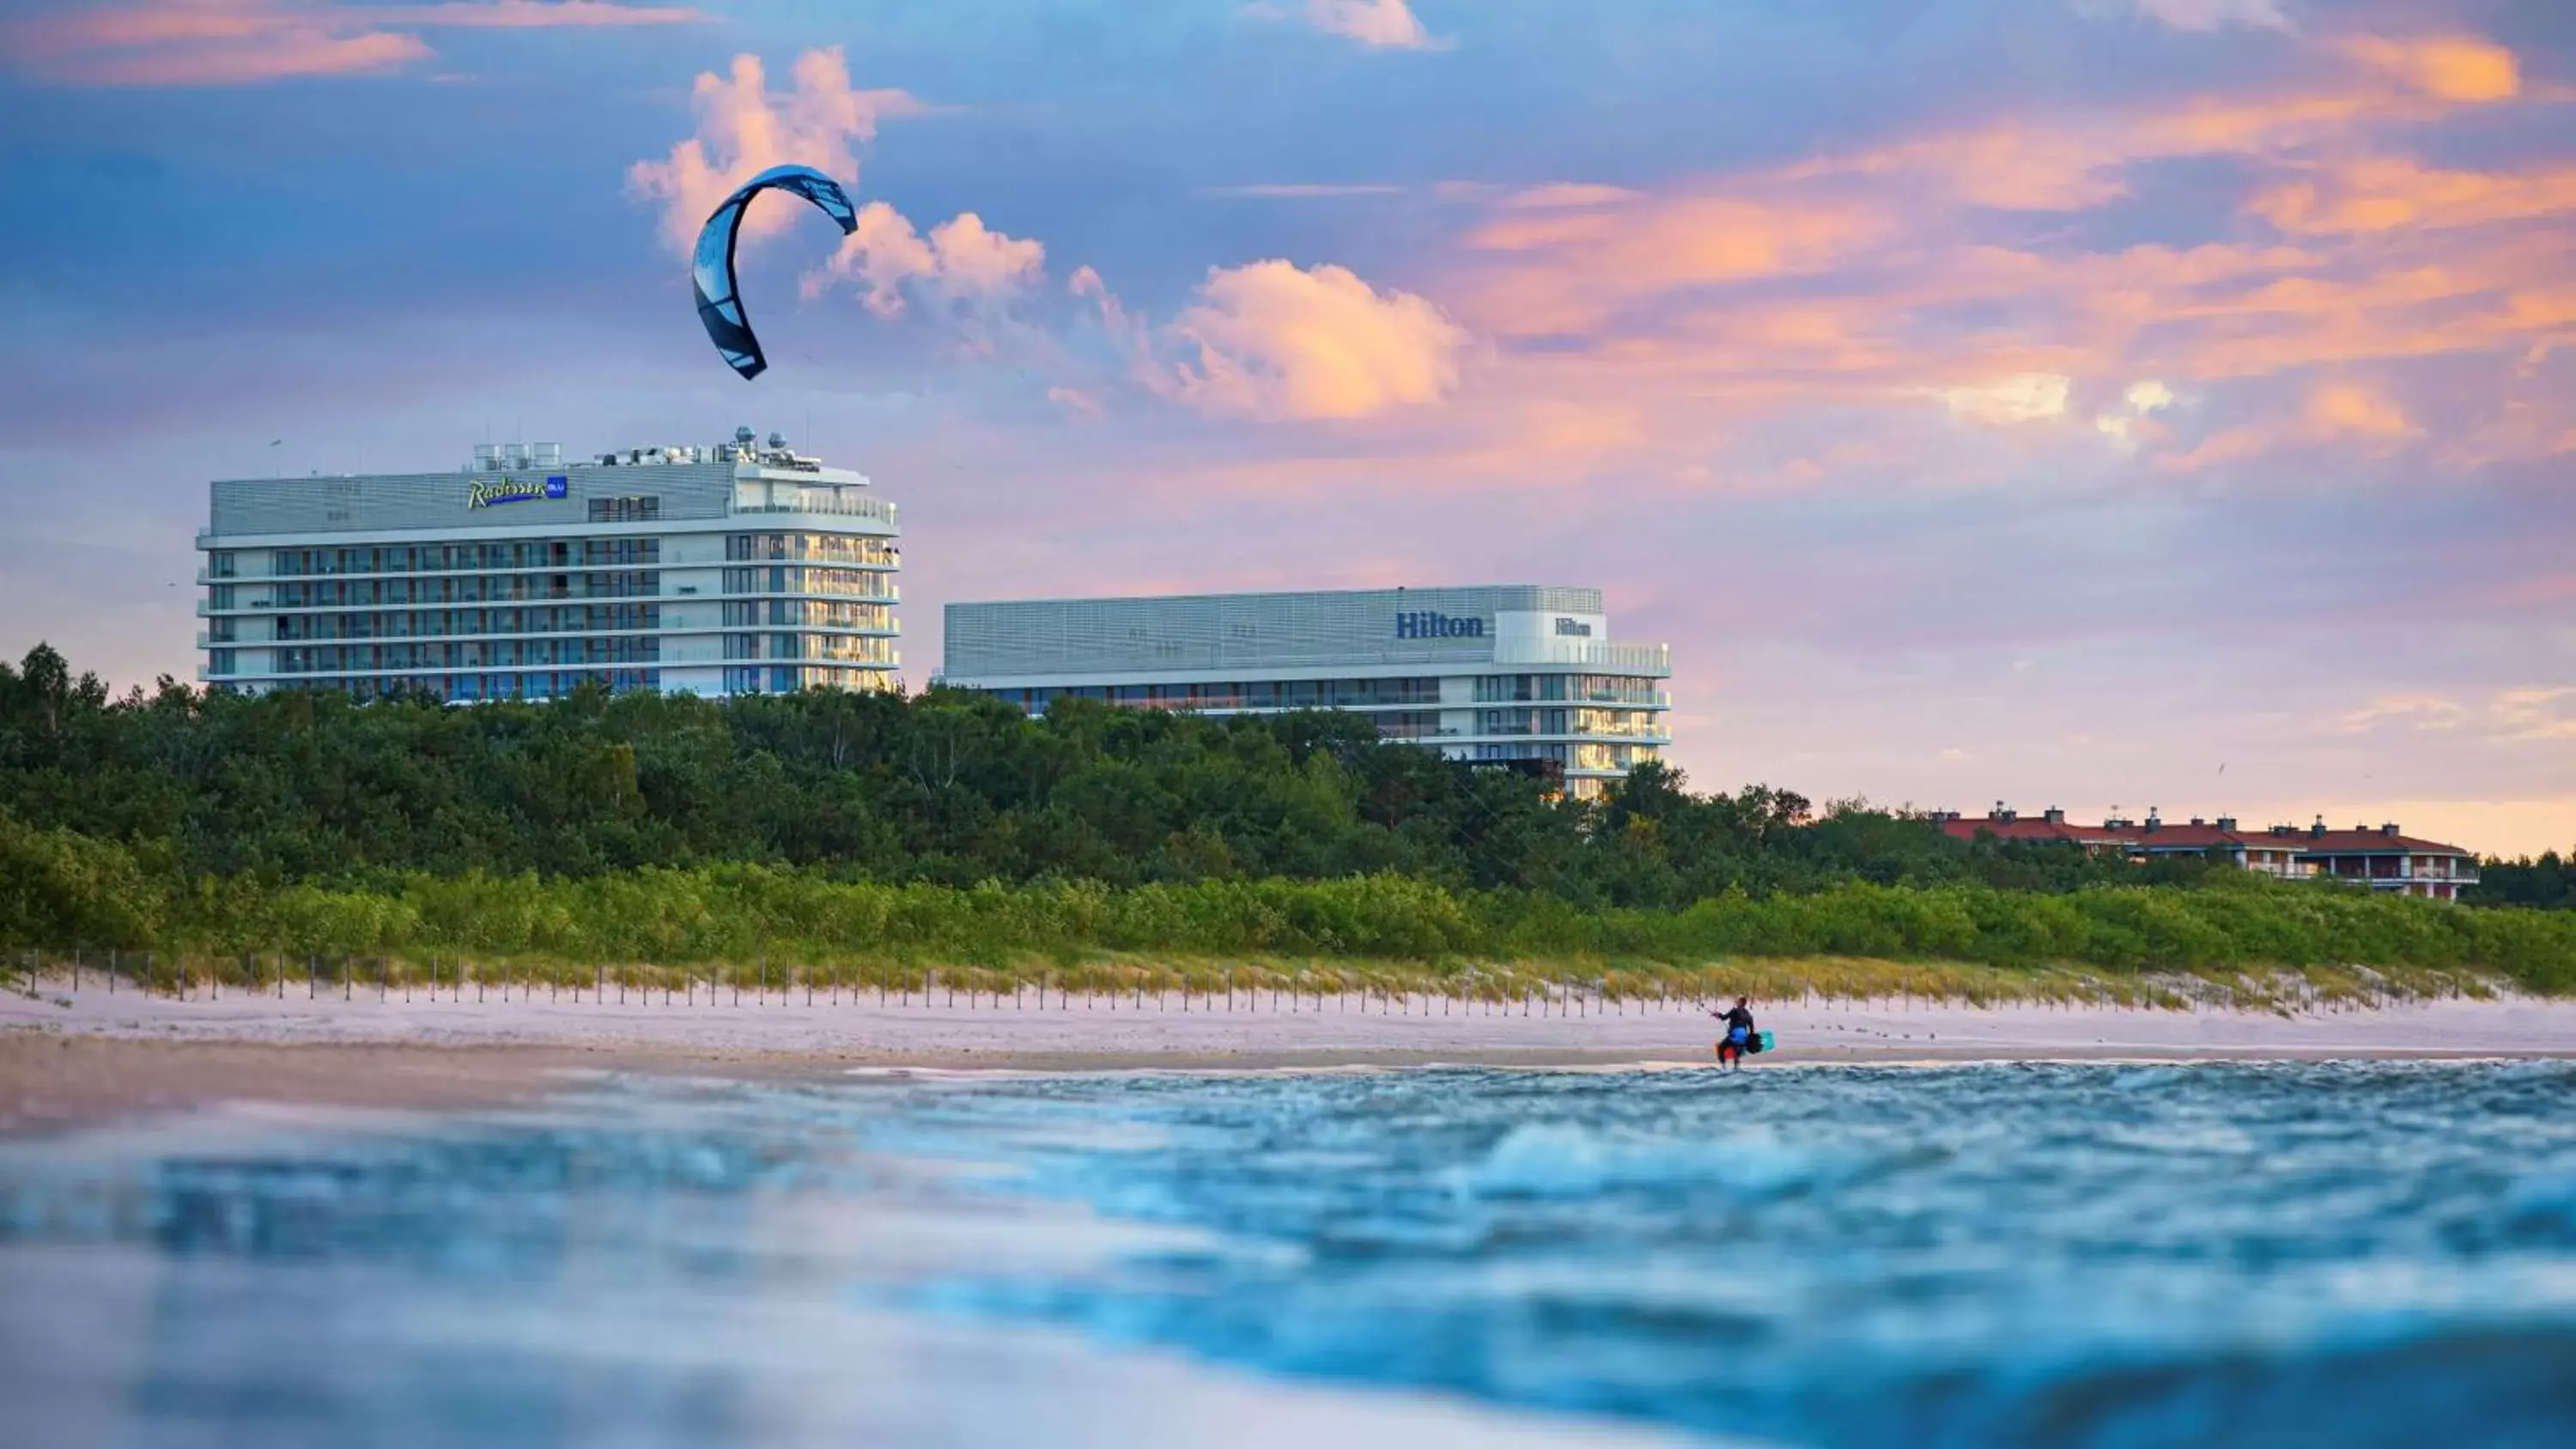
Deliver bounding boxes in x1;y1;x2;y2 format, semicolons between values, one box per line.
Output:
2190;817;2205;828
2311;815;2327;839
2043;807;2064;825
2145;808;2161;833
2216;816;2237;832
2381;822;2401;837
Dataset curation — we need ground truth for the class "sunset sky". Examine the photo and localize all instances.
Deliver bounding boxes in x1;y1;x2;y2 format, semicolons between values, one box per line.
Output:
3;0;2569;854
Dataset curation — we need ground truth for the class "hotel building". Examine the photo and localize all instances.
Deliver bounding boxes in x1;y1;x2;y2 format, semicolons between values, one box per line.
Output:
197;431;899;701
939;585;1673;797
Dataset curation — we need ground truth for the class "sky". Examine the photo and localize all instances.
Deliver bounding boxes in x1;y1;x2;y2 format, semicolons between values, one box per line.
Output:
1;0;2570;855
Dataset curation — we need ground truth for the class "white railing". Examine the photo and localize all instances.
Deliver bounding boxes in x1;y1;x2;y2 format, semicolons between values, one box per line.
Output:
1492;638;1671;672
732;494;898;525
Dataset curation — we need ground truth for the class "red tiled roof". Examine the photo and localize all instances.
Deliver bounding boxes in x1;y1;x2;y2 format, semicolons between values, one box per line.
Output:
2294;829;2472;855
1938;817;2128;846
2127;824;2267;850
1936;815;2471;857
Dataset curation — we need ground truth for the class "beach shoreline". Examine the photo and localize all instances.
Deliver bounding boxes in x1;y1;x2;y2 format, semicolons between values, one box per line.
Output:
5;980;2573;1132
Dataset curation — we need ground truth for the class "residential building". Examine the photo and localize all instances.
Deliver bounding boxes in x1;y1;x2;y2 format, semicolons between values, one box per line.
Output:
1933;805;2481;899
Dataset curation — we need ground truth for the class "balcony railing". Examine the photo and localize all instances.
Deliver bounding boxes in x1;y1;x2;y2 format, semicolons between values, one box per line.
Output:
1492;639;1671;673
732;494;899;525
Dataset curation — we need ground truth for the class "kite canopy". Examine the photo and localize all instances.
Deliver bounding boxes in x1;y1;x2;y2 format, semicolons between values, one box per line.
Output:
692;164;859;380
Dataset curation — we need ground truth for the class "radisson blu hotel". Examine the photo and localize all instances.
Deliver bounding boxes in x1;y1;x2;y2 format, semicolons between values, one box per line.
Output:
939;586;1673;797
197;431;900;700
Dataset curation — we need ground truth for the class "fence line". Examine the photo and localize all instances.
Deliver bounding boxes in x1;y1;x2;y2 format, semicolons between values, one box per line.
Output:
0;945;2409;1016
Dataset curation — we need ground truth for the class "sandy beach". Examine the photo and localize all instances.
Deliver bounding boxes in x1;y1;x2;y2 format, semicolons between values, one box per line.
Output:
5;977;2573;1131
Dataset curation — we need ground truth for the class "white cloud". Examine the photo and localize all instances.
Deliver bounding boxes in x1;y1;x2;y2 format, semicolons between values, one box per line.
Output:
2128;0;2293;33
808;203;1047;317
632;45;1042;344
2337;688;2576;746
2494;687;2576;743
626;48;918;255
2337;694;2468;733
2095;377;2178;446
2123;379;2177;413
1939;373;2071;426
1047;385;1105;421
1251;1;1445;52
1150;260;1469;421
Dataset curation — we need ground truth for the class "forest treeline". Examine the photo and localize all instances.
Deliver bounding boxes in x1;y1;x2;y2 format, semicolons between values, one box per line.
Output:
2;645;2570;991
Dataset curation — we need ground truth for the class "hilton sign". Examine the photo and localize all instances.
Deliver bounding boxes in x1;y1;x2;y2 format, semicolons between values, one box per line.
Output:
1394;609;1485;640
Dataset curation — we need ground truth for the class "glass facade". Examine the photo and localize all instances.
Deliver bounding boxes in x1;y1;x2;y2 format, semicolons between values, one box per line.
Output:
941;587;1675;798
976;669;1671;799
200;446;900;704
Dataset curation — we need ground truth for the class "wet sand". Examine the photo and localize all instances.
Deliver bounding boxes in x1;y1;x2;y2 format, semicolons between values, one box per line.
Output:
6;981;2573;1132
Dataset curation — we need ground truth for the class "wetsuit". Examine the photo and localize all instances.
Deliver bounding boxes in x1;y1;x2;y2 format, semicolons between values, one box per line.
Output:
1716;1004;1756;1066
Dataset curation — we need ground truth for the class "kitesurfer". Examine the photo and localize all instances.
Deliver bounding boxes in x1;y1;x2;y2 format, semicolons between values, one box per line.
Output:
1714;997;1757;1068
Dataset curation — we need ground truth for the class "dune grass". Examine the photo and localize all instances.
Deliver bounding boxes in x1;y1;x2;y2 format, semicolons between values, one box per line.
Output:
7;943;2510;1016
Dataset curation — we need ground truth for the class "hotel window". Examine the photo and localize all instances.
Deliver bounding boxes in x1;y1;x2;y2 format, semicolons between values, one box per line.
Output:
587;495;662;524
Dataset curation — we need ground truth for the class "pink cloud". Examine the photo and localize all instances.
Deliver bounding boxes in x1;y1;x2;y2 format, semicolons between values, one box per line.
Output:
627;48;920;256
2165;379;2421;470
1152;259;1470;421
1357;23;2576;486
631;47;1049;349
806;203;1047;318
2332;33;2519;102
2249;155;2576;235
5;0;702;87
1255;0;1443;52
359;2;704;27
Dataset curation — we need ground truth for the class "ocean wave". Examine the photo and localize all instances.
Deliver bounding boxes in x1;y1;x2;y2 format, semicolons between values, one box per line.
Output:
5;1062;2575;1449
1451;1121;1844;1200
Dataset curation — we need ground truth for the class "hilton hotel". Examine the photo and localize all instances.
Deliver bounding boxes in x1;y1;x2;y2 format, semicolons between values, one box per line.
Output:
197;431;899;701
941;585;1674;797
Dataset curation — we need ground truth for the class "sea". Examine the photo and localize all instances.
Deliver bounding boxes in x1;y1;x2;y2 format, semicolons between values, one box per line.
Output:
3;1061;2573;1447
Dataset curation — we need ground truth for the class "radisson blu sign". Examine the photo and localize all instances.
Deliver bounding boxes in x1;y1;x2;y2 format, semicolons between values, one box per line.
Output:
467;475;569;509
1394;609;1485;640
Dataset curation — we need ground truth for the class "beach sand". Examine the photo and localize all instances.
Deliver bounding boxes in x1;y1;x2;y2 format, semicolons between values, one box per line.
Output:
6;979;2573;1131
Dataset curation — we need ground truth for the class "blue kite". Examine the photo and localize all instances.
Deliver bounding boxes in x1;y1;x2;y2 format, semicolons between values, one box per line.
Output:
693;164;859;380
